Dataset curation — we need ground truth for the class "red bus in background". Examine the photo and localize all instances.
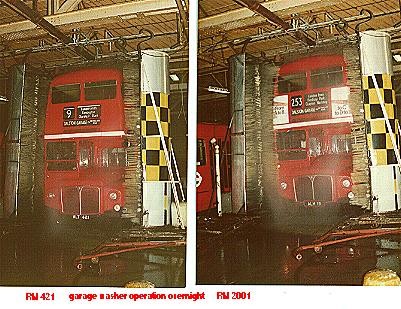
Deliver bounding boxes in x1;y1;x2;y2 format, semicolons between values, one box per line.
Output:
44;68;127;219
0;133;4;200
273;55;353;206
196;123;231;213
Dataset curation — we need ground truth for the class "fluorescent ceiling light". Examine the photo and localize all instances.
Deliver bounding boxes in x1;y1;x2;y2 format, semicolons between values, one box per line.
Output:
393;54;401;62
169;74;179;82
208;86;230;94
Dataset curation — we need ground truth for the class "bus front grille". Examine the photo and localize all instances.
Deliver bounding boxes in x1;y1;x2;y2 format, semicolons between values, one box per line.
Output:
81;187;100;214
294;176;333;202
61;187;80;214
61;186;100;215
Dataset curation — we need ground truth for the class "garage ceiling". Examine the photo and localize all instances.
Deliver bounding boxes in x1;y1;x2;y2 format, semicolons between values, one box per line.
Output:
199;0;401;70
197;0;401;101
1;1;401;93
0;0;188;75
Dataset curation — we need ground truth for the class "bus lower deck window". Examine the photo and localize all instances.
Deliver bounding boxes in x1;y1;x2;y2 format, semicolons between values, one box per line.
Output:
46;141;76;160
101;148;127;167
331;134;352;154
79;143;94;168
276;130;306;150
309;136;322;157
46;141;77;171
276;130;307;161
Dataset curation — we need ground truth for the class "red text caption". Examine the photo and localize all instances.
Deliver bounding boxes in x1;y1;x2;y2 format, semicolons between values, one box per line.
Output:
26;293;55;301
216;292;251;300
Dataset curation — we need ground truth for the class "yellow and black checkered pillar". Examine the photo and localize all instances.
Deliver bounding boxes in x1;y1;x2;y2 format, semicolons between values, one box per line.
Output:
140;50;172;226
363;74;399;166
141;92;170;182
360;31;401;212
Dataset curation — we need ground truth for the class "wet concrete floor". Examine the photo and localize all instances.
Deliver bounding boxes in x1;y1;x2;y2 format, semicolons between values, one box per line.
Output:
0;220;185;287
197;213;401;285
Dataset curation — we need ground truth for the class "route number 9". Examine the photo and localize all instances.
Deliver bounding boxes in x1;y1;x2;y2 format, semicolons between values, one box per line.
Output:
63;107;75;119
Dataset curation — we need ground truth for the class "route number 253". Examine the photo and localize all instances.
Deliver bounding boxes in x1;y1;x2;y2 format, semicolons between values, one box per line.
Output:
291;96;303;108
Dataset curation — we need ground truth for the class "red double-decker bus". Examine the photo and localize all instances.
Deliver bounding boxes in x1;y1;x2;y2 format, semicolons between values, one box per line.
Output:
44;68;127;219
196;122;231;213
273;55;353;206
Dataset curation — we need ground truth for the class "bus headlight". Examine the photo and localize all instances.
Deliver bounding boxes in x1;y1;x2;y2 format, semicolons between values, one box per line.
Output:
109;192;118;200
113;204;121;212
48;192;56;198
280;182;287;190
347;192;355;199
342;179;351;188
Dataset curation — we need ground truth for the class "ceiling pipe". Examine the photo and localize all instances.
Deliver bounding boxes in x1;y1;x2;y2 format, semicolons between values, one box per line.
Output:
2;0;94;60
0;30;177;58
234;0;290;29
232;0;315;46
174;0;188;40
199;9;375;59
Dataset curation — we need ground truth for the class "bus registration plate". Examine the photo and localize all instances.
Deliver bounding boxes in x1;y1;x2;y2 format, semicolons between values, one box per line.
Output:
72;215;90;220
304;201;322;207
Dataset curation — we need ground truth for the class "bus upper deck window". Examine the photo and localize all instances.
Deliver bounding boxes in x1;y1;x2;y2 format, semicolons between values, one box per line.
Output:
101;148;127;167
52;84;80;104
85;80;117;101
278;73;306;94
197;139;206;166
311;66;344;89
